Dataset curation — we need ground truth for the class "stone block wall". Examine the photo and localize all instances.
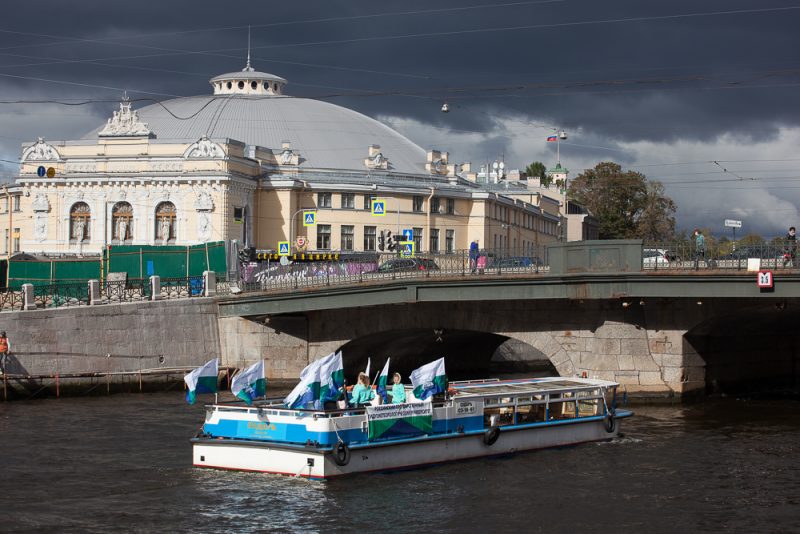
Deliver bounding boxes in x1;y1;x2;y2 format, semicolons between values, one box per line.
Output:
0;299;221;377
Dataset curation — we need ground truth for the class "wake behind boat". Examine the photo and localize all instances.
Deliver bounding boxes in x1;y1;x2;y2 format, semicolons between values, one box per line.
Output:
190;375;632;479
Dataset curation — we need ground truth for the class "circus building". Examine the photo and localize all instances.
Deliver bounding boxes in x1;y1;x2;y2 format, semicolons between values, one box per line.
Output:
1;61;565;263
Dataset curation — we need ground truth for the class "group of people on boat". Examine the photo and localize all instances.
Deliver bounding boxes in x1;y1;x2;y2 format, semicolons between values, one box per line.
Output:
350;371;406;406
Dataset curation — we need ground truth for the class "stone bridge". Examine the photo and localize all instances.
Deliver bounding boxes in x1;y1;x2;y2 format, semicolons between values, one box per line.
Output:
218;239;800;398
3;240;798;398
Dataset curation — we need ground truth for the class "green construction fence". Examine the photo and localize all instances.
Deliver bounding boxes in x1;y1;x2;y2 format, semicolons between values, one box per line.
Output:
6;241;227;289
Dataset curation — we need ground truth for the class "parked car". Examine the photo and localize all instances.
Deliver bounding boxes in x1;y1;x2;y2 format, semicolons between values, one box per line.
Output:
376;258;440;273
495;256;544;269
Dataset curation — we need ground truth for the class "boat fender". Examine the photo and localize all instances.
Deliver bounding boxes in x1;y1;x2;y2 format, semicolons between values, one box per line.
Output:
484;426;500;446
603;411;616;433
333;441;351;466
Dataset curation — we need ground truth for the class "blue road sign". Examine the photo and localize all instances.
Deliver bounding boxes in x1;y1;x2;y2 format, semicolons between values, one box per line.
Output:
37;166;46;177
400;241;415;257
371;200;386;216
303;211;316;226
278;241;290;256
402;229;413;241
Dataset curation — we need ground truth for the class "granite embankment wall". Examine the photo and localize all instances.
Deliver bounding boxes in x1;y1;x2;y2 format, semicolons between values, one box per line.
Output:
0;299;221;392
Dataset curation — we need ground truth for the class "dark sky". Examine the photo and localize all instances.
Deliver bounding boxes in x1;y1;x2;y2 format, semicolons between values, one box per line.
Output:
1;0;799;236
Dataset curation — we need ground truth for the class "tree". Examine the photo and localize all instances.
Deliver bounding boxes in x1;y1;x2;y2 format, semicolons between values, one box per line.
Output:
567;161;677;241
635;181;677;241
525;161;551;187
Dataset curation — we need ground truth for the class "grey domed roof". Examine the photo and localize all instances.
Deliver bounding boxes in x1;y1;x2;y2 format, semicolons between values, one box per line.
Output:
83;93;428;174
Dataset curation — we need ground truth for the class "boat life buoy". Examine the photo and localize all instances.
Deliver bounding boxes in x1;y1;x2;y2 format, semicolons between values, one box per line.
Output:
603;411;616;433
333;441;351;466
484;426;500;446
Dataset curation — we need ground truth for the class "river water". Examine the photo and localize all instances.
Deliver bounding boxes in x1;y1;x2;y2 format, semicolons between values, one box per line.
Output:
1;392;798;533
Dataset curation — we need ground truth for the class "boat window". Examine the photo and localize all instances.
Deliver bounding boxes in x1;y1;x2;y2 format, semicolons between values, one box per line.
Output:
516;404;545;424
484;407;514;427
549;400;578;420
578;398;599;417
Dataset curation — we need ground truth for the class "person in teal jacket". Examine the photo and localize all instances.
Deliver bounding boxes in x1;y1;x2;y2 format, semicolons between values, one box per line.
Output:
391;372;406;404
350;372;375;406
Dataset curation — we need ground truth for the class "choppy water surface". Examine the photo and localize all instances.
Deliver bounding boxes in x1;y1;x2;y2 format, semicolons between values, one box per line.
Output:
1;393;798;533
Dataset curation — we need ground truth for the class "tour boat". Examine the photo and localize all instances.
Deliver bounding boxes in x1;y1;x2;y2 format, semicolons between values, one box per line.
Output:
191;377;632;479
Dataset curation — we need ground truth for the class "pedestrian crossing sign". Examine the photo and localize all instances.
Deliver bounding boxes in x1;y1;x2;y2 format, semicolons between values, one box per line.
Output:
303;211;316;226
371;199;386;216
278;241;290;256
400;241;414;257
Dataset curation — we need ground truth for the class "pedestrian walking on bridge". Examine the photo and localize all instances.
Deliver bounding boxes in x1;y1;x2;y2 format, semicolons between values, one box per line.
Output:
694;229;706;270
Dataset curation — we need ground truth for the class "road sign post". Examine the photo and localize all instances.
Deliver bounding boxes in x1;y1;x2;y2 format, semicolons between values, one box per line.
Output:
725;219;742;247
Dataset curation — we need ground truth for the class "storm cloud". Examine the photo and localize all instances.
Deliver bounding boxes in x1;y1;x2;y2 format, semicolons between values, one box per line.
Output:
0;0;798;236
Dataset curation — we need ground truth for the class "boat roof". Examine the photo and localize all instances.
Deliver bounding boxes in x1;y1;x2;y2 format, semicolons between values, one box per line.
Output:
449;377;617;399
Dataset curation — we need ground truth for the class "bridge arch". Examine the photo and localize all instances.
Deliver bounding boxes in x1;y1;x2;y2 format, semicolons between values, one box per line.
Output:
334;329;561;382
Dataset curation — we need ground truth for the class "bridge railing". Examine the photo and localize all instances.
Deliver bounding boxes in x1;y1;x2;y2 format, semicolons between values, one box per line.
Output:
643;241;798;271
236;246;550;292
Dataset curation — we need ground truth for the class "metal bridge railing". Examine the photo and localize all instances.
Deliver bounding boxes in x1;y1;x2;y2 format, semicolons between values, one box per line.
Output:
642;241;799;272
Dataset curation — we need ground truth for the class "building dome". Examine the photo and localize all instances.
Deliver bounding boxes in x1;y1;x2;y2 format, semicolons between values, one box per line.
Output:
83;67;427;174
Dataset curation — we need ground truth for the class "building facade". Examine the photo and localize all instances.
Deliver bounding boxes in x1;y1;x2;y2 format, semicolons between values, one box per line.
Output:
1;64;564;262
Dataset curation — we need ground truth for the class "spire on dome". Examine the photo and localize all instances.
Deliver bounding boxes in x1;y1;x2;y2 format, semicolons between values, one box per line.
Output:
243;25;254;72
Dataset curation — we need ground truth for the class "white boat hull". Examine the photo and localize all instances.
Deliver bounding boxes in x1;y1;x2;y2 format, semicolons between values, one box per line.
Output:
192;416;622;479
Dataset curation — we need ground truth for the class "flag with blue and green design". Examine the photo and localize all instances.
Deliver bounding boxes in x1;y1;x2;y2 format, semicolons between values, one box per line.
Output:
376;358;390;403
410;357;447;401
231;360;267;405
319;351;345;404
285;351;344;409
184;358;219;404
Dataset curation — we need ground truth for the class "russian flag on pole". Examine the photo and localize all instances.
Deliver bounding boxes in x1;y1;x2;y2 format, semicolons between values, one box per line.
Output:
184;358;219;405
546;135;558;142
231;360;267;405
410;357;448;401
376;358;390;403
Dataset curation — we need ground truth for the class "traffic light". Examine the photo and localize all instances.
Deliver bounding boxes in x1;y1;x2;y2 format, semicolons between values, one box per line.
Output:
378;231;385;251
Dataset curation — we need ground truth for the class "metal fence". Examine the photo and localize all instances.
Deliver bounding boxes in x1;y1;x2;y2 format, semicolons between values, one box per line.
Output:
236;247;550;293
642;242;798;271
2;243;796;311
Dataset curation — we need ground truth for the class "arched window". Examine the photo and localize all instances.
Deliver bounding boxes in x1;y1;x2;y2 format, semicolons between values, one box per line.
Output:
112;202;133;243
155;201;176;244
70;202;91;242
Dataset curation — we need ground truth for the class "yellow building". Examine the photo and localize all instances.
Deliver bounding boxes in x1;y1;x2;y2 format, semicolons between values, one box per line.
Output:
1;63;562;260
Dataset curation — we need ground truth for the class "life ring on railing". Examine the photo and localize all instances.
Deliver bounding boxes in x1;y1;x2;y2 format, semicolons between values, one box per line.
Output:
333;441;351;466
603;411;616;433
484;426;500;446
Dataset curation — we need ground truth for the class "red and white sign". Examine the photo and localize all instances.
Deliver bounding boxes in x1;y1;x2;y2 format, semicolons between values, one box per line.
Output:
757;270;773;288
295;236;307;249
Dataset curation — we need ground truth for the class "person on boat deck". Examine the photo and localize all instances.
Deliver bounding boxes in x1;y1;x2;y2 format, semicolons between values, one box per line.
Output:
391;372;406;404
350;372;375;406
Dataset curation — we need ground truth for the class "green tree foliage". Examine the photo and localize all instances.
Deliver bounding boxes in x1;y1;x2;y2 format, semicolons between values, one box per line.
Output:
567;162;677;240
525;161;551;187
